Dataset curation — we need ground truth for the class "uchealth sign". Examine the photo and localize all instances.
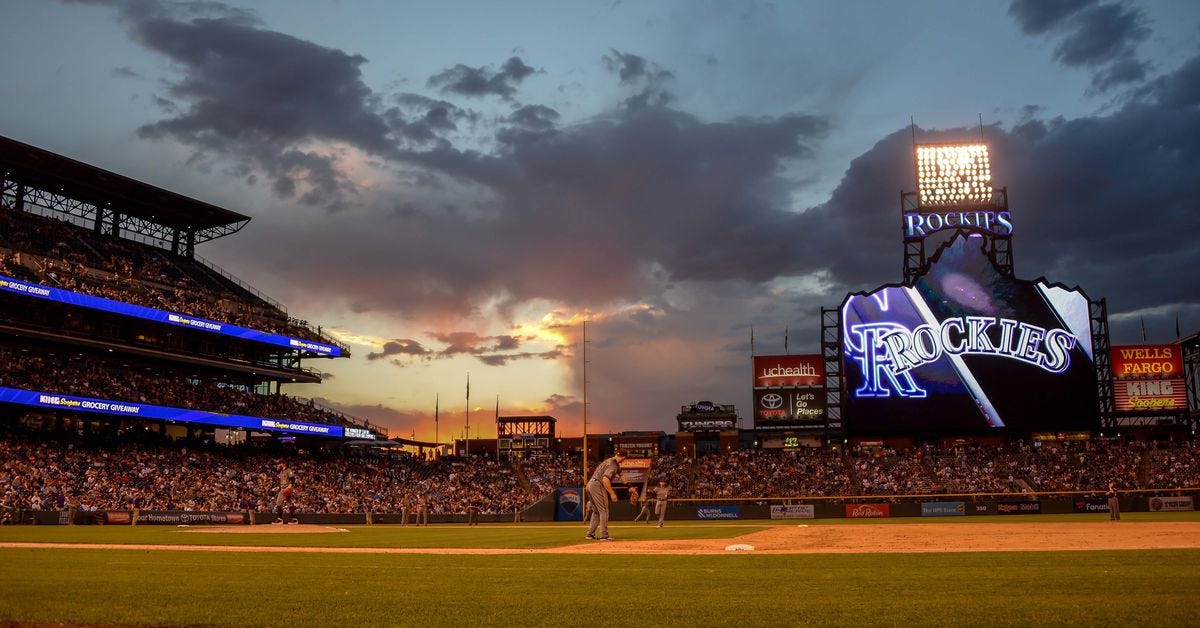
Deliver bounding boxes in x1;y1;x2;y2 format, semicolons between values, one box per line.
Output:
754;355;824;388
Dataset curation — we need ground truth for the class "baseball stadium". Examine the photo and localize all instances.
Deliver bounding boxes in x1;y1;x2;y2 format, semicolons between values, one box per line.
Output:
1;131;1199;626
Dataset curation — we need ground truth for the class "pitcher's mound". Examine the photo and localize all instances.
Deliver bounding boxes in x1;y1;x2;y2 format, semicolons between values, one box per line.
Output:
180;524;349;534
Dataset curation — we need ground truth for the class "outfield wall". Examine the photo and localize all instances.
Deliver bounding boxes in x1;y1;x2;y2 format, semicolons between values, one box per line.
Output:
4;493;1193;525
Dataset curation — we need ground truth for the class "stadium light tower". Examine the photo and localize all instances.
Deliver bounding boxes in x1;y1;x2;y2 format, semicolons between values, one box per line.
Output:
901;141;1012;283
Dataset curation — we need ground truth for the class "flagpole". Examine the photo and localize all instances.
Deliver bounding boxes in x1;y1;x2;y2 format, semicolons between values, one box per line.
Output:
434;393;440;445
582;319;590;513
495;394;500;461
465;372;471;457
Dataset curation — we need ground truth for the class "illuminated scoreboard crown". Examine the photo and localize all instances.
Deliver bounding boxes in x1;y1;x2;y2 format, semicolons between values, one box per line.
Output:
916;144;992;207
903;142;1012;281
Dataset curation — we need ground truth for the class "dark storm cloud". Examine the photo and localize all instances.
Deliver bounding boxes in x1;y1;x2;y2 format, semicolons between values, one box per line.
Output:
602;49;672;85
507;105;560;131
602;49;674;108
477;349;566;367
366;339;433;361
426;56;536;99
73;0;397;210
1008;0;1094;34
386;93;477;146
1008;0;1150;92
353;331;561;368
222;100;830;321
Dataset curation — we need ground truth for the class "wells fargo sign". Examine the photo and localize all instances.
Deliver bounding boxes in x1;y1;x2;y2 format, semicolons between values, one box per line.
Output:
1110;344;1183;378
1110;344;1187;413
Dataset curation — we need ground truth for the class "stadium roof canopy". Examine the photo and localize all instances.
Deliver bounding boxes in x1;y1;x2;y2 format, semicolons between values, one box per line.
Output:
0;134;249;248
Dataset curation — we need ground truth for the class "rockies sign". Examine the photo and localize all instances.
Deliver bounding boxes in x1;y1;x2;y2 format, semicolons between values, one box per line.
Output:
753;388;826;430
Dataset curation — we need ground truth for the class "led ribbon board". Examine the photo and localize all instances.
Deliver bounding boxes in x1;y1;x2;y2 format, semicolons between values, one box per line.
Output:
841;236;1096;434
0;274;341;356
907;143;1011;239
0;386;345;437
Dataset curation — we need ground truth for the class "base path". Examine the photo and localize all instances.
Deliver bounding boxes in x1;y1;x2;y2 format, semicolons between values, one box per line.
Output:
2;522;1200;555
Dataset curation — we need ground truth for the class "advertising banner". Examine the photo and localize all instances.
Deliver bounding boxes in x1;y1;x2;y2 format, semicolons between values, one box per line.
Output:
1072;499;1110;513
845;503;890;518
997;501;1042;515
769;504;815;519
107;511;245;525
0;386;345;438
1110;345;1184;379
678;418;736;432
618;458;652;485
841;236;1096;434
696;506;741;520
0;273;341;356
754;355;824;388
556;488;584;521
754;388;826;430
920;501;966;517
1113;378;1188;413
1148;496;1194;512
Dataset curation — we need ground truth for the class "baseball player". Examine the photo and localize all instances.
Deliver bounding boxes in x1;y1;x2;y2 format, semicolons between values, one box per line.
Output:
1106;482;1120;521
654;479;670;527
633;485;653;523
585;449;627;541
273;461;298;524
416;492;429;526
400;492;411;527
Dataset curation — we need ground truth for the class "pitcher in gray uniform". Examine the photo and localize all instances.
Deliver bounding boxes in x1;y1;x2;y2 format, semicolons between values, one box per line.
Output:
586;449;627;540
654;480;670;527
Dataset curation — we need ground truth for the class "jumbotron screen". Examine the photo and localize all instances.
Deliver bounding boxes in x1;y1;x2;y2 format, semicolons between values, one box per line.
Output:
841;236;1097;434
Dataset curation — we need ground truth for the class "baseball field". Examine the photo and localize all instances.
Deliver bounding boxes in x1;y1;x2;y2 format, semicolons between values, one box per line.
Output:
2;513;1199;626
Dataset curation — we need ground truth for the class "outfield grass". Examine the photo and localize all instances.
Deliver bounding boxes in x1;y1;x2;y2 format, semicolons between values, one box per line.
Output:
1;515;1199;626
0;547;1197;626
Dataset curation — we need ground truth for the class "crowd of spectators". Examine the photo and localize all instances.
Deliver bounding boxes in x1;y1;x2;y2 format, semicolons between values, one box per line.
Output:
851;448;937;495
521;452;583;496
1013;441;1144;491
0;207;331;345
0;437;534;517
3;435;1200;523
690;448;853;497
0;349;375;434
1147;442;1200;489
926;445;1021;494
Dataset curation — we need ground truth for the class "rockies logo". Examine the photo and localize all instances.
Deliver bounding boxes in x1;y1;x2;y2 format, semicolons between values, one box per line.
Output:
760;393;783;409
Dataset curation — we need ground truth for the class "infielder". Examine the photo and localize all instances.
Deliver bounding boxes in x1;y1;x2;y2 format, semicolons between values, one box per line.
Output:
585;449;627;541
633;486;653;523
654;479;670;527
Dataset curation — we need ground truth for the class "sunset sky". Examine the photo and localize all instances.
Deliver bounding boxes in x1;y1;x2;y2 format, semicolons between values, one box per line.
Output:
2;0;1198;441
